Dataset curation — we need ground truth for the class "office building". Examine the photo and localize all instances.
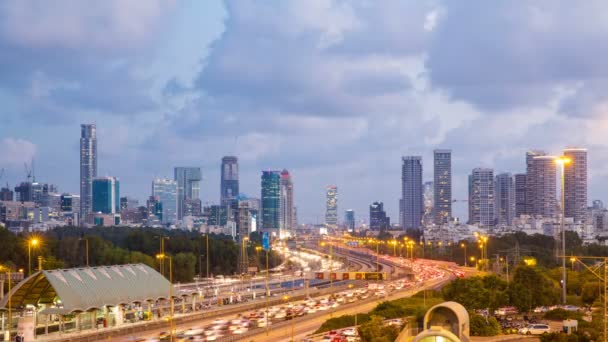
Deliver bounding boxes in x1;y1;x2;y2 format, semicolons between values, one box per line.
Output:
468;168;495;226
92;177;120;214
344;209;355;231
422;181;434;226
514;173;527;217
325;186;338;226
564;148;588;223
0;186;13;201
80;124;97;220
261;171;281;233
119;197;139;211
279;170;295;231
527;154;557;218
370;202;390;230
495;173;515;226
525;150;546;216
433;149;452;225
206;204;228;227
401;156;423;232
174;167;202;220
152;178;178;225
221;156;239;206
60;194;80;214
146;196;163;224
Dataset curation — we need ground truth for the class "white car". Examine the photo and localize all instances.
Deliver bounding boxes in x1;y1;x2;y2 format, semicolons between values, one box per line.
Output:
519;324;551;335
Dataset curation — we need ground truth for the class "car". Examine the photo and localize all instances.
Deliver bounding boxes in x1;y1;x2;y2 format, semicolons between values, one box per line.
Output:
518;324;551;335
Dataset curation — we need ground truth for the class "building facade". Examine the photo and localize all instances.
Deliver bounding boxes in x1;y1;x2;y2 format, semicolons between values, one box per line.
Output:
525;150;545;216
152;178;178;225
261;171;281;233
325;186;338;226
279;170;295;231
344;209;355;231
468;168;495;226
528;155;557;218
514;173;527;218
174;167;202;220
221;156;239;206
80;124;97;220
401;156;423;232
92;177;120;214
433;149;452;225
495;173;515;226
370;202;390;230
564;148;588;223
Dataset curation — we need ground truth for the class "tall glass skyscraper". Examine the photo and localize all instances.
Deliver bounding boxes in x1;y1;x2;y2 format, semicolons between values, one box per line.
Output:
80;124;97;220
261;171;280;234
325;186;338;226
468;168;494;226
279;169;295;231
152;178;178;225
174;167;202;219
433;149;452;225
495;173;515;226
221;156;239;206
92;177;119;214
564;148;588;223
344;209;355;231
401;156;423;232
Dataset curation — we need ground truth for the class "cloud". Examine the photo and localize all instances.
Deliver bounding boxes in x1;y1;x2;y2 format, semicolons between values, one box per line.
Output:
0;138;36;167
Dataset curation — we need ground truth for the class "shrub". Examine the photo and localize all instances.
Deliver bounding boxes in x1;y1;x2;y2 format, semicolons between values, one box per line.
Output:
469;314;501;336
544;309;583;321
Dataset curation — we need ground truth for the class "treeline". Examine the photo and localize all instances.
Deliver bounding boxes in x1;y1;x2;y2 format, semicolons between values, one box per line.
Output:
0;226;282;282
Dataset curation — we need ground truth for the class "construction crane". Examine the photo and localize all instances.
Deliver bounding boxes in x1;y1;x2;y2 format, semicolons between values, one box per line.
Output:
0;168;4;182
24;162;33;183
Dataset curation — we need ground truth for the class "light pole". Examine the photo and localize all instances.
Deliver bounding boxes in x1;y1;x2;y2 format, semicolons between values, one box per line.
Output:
461;243;467;267
156;254;173;342
28;238;39;276
0;265;12;341
80;237;89;267
205;233;210;280
556;156;571;304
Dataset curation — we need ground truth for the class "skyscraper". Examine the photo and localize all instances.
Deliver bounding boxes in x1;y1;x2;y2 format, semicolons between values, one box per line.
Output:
528;155;557;218
525;150;545;216
401;156;423;232
325;186;338;226
433;149;452;225
279;170;295;231
80;124;97;220
370;202;390;230
514;173;527;217
152;178;178;225
174;167;202;219
92;177;120;214
468;168;495;226
261;171;281;233
564;148;588;223
495;173;515;226
344;209;355;231
221;156;239;206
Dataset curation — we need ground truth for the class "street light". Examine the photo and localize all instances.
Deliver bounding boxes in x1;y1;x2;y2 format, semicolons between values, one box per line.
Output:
460;243;467;267
156;254;174;342
556;156;571;305
80;237;89;267
28;238;39;276
0;265;12;341
570;257;576;271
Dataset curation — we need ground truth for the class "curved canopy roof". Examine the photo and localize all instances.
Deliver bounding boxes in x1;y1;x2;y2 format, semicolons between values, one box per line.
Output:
0;264;172;314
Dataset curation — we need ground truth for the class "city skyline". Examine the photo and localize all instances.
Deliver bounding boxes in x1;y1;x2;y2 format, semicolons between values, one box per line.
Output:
3;2;608;223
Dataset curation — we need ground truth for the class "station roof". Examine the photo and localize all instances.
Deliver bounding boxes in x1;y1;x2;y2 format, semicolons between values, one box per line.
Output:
0;264;172;314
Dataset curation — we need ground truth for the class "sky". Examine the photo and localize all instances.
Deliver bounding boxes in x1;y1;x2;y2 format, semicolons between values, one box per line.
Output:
2;1;608;224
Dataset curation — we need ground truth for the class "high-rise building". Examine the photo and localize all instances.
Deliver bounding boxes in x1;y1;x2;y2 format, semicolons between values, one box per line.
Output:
422;181;434;226
495;173;515;226
279;170;295;231
0;186;13;201
152;178;178;225
14;182;32;202
528;154;557;218
325;186;338;226
525;150;545;216
401;156;423;232
146;196;163;224
564;148;588;223
60;193;80;214
80;124;97;220
261;171;281;233
221;157;239;206
433;149;452;225
468;168;495;226
92;177;120;214
174;167;202;220
514;173;527;217
344;209;355;231
370;202;390;230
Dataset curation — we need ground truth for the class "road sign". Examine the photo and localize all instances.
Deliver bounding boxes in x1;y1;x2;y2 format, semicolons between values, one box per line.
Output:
262;232;270;251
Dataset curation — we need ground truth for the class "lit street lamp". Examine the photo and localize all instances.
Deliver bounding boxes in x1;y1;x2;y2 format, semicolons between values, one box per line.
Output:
28;238;39;276
460;243;467;267
556;156;571;304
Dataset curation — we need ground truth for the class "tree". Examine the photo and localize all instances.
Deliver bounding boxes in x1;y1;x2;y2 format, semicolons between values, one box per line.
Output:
172;253;196;282
358;315;400;342
509;266;559;312
442;276;508;312
469;314;501;336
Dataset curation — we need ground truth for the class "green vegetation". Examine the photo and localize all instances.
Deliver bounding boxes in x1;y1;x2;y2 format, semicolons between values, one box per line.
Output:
469;314;501;336
543;309;583;321
0;226;282;282
358;315;401;342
